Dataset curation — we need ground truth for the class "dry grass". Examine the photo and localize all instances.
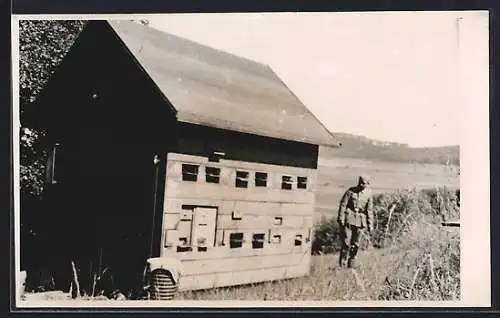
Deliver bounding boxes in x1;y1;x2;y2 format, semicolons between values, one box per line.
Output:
378;219;460;300
173;233;458;301
174;188;460;301
21;187;460;302
174;252;388;301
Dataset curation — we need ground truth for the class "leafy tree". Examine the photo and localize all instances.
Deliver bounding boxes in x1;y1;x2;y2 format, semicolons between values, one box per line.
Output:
19;20;86;198
19;19;153;197
19;21;87;275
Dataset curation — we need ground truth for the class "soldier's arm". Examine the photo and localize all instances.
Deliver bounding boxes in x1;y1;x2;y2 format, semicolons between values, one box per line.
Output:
338;190;349;226
366;194;374;232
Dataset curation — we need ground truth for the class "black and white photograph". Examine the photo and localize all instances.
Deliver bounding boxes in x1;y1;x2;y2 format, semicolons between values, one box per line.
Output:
12;11;490;307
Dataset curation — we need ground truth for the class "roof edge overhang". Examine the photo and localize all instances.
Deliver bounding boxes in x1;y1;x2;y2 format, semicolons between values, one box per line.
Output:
176;112;342;148
107;20;342;149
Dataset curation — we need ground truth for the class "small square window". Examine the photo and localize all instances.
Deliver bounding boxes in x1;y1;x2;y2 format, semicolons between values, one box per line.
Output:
205;167;221;183
272;235;282;244
282;176;292;190
295;234;303;246
297;176;308;189
182;164;198;182
255;172;268;187
274;217;283;225
235;171;249;188
229;232;244;248
179;237;188;245
176;246;193;252
252;233;265;249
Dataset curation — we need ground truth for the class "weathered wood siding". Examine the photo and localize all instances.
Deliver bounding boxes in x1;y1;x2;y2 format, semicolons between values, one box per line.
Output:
175;122;319;170
25;21;178;292
160;153;317;291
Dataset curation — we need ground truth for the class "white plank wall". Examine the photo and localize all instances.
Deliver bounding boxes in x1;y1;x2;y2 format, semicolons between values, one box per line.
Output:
164;179;315;203
177;252;311;291
163;213;313;231
164;199;315;216
159;153;317;291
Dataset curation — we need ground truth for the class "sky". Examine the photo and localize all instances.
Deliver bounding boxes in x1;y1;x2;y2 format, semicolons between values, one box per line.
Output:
145;11;489;147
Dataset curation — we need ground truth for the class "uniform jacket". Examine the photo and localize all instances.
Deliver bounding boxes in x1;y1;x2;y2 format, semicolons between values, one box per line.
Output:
337;186;374;230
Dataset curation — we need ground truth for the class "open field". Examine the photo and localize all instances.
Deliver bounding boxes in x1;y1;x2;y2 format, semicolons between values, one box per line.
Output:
314;155;459;222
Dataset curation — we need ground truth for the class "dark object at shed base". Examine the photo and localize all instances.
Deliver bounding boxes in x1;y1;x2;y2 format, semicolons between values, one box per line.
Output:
149;269;178;300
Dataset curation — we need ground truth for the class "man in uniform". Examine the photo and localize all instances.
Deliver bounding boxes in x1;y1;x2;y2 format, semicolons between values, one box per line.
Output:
337;175;374;268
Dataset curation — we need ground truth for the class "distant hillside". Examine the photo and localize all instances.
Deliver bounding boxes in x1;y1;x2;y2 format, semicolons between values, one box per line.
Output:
321;132;459;166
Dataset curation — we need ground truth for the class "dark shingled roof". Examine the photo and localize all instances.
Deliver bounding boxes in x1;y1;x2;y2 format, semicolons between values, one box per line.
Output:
107;20;340;147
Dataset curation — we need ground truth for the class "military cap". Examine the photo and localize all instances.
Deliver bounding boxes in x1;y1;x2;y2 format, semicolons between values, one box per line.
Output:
359;175;371;185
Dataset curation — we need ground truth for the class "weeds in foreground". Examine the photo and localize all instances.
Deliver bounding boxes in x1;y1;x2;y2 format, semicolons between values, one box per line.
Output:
312;187;460;254
378;217;460;300
22;187;460;301
175;188;460;301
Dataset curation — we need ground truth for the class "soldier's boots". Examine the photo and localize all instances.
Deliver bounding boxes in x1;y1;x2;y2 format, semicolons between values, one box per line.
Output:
339;249;349;268
347;258;356;268
347;245;359;268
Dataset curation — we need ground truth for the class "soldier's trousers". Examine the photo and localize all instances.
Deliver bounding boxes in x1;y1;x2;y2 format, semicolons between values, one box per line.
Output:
339;224;362;267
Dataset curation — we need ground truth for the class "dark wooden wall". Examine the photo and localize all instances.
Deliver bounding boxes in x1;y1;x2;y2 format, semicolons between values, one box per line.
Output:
175;122;319;170
25;21;176;296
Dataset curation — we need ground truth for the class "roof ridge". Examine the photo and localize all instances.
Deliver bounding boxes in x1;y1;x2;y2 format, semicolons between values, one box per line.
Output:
109;20;273;75
104;19;340;147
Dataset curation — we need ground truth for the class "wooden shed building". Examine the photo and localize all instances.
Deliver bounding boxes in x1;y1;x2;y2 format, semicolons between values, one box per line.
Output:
26;20;340;295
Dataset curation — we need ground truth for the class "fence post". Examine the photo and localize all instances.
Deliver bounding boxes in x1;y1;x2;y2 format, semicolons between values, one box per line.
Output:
383;204;397;247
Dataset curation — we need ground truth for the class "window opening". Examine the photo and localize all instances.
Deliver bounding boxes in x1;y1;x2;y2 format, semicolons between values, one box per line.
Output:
274;217;283;225
229;232;244;248
205;167;221;183
255;172;268;187
295;234;303;246
196;237;208;252
235;171;249;188
176;246;192;252
272;235;282;244
182;164;198;182
282;175;293;190
252;233;265;249
297;176;308;189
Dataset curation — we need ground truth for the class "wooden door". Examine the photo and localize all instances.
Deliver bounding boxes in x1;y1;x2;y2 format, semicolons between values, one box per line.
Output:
191;207;218;249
